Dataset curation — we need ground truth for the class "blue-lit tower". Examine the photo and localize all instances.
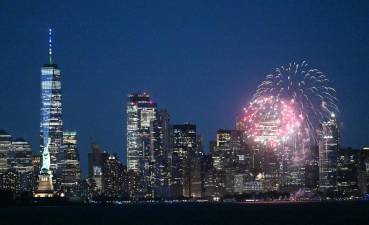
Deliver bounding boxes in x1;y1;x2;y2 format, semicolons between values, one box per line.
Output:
39;28;63;178
36;29;63;197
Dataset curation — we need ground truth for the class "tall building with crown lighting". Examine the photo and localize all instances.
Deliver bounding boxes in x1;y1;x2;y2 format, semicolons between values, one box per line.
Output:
40;29;63;174
35;29;62;198
318;114;339;193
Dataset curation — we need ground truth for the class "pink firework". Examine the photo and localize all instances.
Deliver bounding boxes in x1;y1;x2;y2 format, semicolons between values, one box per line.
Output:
242;96;305;147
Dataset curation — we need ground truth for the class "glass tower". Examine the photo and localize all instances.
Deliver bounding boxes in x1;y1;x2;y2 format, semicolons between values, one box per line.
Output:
171;124;197;198
150;109;171;198
40;29;63;174
126;93;156;172
60;131;81;196
318;114;339;192
126;92;157;197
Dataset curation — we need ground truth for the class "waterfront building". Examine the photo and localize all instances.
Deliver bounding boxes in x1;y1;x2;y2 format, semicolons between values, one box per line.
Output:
337;148;361;198
126;92;157;197
150;109;171;198
359;147;369;195
35;29;63;198
59;131;81;196
11;138;33;193
202;155;225;200
40;29;63;174
32;154;41;190
88;142;108;194
318;114;339;193
0;130;12;174
102;154;127;199
304;162;319;190
190;135;204;198
0;131;15;193
213;129;250;194
171;124;197;198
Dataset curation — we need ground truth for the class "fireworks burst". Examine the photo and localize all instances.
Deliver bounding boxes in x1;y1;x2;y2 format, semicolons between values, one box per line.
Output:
243;96;304;147
243;61;338;145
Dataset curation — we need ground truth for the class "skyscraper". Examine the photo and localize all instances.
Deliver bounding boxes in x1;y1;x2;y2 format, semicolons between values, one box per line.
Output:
0;131;34;194
150;109;171;198
190;134;204;198
214;129;243;171
171;124;197;198
213;129;248;194
202;153;225;200
11;138;33;193
319;114;339;193
40;28;63;174
126;92;157;197
0;130;12;173
0;131;17;193
359;147;369;195
88;142;108;194
102;154;127;199
32;154;41;191
337;148;361;198
35;29;62;198
59;131;81;196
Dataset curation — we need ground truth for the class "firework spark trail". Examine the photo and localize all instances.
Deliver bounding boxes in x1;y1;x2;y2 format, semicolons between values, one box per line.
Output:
247;61;338;144
242;96;304;147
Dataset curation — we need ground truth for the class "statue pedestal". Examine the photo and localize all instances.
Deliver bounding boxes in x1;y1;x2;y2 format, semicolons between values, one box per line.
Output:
34;172;54;198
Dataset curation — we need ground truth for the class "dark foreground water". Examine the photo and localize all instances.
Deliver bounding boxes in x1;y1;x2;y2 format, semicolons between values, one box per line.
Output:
2;201;369;225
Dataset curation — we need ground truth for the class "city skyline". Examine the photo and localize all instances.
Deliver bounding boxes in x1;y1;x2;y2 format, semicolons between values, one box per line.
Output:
1;1;369;174
2;2;369;225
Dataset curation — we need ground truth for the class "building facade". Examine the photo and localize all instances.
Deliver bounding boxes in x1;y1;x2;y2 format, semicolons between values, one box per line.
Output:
40;29;63;175
0;130;12;174
150;109;171;198
102;154;127;199
126;92;157;197
59;131;81;196
213;129;250;194
318;114;339;193
171;124;197;198
337;148;361;198
88;142;108;194
0;131;33;194
11;138;33;193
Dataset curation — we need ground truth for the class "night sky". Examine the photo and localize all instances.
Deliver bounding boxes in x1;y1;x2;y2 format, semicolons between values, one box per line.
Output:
1;1;369;174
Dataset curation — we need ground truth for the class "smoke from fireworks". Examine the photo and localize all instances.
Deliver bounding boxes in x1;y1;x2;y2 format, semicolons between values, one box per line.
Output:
242;61;338;146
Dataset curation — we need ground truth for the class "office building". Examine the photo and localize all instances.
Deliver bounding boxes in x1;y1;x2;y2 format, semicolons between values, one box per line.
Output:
171;124;197;198
36;29;63;198
88;142;108;194
126;92;157;197
102;154;127;199
318;114;339;193
150;109;171;198
337;148;361;198
0;130;11;173
11;138;33;193
40;29;63;174
59;131;81;196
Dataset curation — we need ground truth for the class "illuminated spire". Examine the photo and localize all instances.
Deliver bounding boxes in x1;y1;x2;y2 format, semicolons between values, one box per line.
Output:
48;28;53;64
